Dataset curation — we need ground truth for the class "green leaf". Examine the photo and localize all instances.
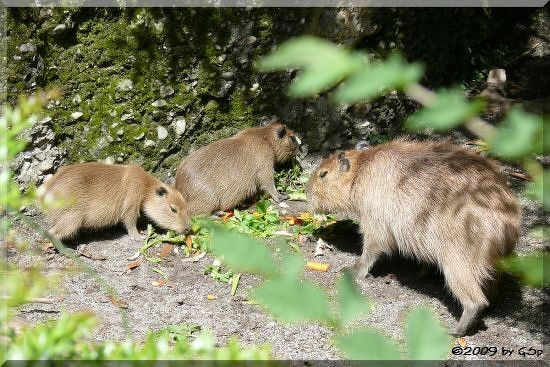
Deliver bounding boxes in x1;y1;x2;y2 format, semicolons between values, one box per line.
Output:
231;273;241;296
489;107;544;159
281;249;304;279
337;272;371;326
499;252;550;287
334;55;424;104
207;223;277;276
257;36;365;97
335;329;401;360
253;276;332;323
407;89;485;131
405;307;451;360
527;169;550;210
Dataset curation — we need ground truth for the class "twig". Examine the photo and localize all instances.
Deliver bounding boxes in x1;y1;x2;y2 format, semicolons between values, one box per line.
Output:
405;83;497;141
2;296;54;304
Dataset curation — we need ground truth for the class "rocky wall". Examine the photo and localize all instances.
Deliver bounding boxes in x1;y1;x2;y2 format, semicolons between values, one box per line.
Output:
6;7;543;188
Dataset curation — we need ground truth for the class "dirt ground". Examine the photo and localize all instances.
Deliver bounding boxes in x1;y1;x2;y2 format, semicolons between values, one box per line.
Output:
4;152;549;362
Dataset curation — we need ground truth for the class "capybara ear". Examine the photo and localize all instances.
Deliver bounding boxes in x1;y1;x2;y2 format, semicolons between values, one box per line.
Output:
156;186;167;197
259;116;272;127
356;140;370;151
339;157;350;172
276;126;286;139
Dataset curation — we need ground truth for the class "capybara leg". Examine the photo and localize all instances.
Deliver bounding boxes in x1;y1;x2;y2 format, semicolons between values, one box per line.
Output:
442;263;489;336
122;216;141;246
258;169;288;202
355;244;383;280
263;181;288;202
48;214;81;242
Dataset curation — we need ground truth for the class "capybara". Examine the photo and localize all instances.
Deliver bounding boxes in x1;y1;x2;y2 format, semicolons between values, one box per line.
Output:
175;121;301;215
307;139;521;336
38;163;190;242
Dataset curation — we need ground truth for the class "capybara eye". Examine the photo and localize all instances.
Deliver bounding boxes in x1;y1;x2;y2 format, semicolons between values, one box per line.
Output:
170;205;178;214
320;171;328;178
156;186;167;197
277;126;286;139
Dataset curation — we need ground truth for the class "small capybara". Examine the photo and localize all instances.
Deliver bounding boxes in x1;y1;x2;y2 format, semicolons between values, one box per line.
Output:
175;121;301;215
38;163;190;242
307;139;521;336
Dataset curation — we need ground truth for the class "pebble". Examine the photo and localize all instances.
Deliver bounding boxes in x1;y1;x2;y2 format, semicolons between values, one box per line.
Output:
221;71;234;80
38;159;53;172
117;79;133;91
174;118;187;136
250;83;259;91
72;95;81;104
53;24;66;34
121;113;133;121
160;85;174;98
134;132;145;141
117;129;124;137
144;139;156;148
157;126;168;140
19;43;36;53
247;35;257;45
71;111;83;120
152;99;167;108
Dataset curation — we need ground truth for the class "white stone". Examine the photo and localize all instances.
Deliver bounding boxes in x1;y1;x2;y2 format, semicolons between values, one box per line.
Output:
160;85;174;98
121;113;133;121
144;139;156;148
250;83;259;91
174;118;187;136
152;99;167;108
157;126;168;140
71;111;83;120
117;79;133;91
53;24;66;34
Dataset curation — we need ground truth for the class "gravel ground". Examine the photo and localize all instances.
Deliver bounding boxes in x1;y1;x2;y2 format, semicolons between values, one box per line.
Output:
4;152;549;363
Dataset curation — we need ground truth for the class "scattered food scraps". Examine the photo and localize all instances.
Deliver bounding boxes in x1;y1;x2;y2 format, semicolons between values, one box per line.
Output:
207;294;218;300
185;236;193;250
306;261;329;272
108;296;128;308
221;211;234;221
457;337;467;347
122;258;143;274
127;251;141;261
159;244;174;258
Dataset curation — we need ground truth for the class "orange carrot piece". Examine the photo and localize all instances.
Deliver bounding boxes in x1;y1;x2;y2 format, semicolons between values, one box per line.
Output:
306;261;329;272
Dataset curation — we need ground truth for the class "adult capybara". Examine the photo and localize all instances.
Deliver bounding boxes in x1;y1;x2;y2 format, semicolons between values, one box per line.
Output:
39;163;190;243
307;139;521;336
175;121;301;215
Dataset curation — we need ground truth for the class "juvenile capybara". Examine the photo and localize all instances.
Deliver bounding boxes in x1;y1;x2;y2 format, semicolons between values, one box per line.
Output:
38;163;190;243
175;121;301;215
307;139;521;336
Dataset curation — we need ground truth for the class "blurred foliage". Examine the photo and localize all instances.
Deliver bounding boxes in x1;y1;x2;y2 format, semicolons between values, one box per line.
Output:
1;92;55;231
206;223;452;360
259;35;548;289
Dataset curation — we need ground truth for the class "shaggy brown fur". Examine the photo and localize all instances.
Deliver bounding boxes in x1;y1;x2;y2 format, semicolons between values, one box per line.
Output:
39;163;190;242
175;122;300;215
307;140;521;336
